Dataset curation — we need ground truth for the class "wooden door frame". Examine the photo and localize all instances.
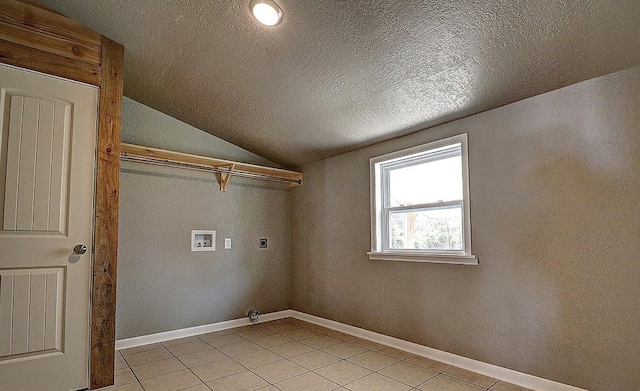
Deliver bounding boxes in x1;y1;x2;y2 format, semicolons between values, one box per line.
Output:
0;1;123;388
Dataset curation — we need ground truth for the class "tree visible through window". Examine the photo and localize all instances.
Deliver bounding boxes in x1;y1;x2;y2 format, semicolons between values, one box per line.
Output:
390;208;462;250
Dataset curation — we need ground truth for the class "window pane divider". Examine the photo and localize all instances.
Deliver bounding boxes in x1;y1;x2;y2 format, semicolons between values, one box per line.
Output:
385;200;462;212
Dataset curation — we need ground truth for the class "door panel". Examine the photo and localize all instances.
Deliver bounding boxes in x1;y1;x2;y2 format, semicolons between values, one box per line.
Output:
0;64;97;391
0;268;63;358
2;91;71;235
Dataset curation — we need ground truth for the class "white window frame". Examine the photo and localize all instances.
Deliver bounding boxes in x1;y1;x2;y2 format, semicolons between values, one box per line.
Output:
368;134;477;265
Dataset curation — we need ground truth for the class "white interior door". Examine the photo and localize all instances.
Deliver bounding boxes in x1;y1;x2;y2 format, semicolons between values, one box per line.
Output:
0;64;98;391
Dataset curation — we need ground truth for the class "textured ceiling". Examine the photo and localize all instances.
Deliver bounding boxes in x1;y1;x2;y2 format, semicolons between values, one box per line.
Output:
40;0;640;168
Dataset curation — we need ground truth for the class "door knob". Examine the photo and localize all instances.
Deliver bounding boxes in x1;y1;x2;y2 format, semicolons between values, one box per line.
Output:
73;244;88;255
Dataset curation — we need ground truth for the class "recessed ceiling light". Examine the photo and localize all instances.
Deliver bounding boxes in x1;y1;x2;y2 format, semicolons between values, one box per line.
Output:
250;0;283;26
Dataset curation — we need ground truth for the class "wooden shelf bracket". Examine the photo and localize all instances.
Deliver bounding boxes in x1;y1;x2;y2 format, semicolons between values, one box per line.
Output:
217;163;234;191
120;143;302;190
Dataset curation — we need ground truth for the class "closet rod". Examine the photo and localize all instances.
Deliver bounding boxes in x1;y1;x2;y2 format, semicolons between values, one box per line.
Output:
121;154;302;185
119;143;303;191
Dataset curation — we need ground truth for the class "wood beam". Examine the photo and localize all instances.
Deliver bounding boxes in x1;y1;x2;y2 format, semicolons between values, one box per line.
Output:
0;0;102;49
0;39;100;85
0;20;102;64
90;36;123;390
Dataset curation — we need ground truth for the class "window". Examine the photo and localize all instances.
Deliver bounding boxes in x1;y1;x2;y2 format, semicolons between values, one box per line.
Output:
369;134;477;265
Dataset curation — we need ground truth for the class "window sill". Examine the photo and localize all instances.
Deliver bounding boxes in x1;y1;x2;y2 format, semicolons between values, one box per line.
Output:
367;252;478;265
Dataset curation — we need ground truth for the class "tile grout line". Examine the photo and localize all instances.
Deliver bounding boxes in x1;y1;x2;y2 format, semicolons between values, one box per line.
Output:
264;323;410;390
187;332;258;389
238;325;368;389
442;366;501;390
118;352;145;389
233;320;426;390
159;339;213;391
214;328;286;388
112;318;516;391
122;323;368;390
120;338;216;390
289;319;457;390
117;324;283;389
236;322;360;390
230;323;341;388
192;327;291;389
283;320;499;391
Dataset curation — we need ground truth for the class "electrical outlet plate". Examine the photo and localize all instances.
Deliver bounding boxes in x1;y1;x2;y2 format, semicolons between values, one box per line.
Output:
259;238;268;248
224;238;232;249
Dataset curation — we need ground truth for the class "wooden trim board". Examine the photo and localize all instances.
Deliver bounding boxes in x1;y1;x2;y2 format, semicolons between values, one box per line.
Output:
90;36;123;390
0;0;102;49
0;39;101;85
0;20;102;64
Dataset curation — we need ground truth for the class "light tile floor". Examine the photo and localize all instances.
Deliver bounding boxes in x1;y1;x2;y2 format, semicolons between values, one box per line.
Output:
101;318;531;391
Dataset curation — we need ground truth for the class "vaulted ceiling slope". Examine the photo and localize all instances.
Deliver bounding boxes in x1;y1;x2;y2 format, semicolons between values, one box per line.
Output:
40;0;640;168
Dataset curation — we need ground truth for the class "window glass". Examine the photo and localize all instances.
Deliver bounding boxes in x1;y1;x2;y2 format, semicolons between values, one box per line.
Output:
388;149;462;207
389;205;463;251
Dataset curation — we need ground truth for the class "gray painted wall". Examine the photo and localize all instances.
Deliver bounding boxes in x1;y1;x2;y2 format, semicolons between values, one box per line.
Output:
116;98;291;339
291;66;640;391
121;97;279;167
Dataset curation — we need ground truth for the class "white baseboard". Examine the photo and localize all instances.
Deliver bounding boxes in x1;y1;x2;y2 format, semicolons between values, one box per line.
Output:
289;311;587;391
115;310;293;350
115;309;586;391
